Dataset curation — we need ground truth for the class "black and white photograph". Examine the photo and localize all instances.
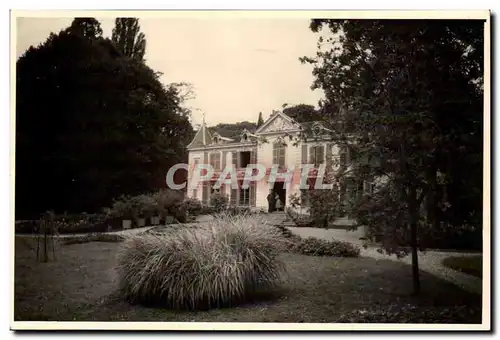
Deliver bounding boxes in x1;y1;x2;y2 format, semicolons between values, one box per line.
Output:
10;10;490;331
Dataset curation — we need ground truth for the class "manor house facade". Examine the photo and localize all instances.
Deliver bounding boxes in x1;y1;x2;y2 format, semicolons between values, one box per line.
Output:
186;110;373;212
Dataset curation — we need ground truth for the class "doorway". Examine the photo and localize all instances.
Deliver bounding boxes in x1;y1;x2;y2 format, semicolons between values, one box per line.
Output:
272;181;286;211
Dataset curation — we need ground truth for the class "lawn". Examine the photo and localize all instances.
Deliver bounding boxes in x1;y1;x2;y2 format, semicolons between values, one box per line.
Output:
442;256;483;279
14;237;482;323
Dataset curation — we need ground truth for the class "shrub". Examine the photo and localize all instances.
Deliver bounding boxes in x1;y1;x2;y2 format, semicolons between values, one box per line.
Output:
115;214;287;310
285;207;314;228
210;192;229;213
293;237;361;257
62;233;126;245
110;195;138;220
183;197;203;216
272;224;360;257
442;255;482;278
225;206;254;217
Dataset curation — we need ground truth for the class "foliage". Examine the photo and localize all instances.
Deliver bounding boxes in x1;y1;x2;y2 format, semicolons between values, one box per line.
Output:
62;233;126;245
285;205;314;228
115;214;287;310
288;155;343;228
67;18;103;39
110;196;139;220
292;237;361;257
442;256;482;278
257;112;264;127
183;197;203;216
209;121;257;138
282;103;324;123
302;19;483;294
210;192;229;213
16;18;193;219
111;18;146;61
273;223;360;257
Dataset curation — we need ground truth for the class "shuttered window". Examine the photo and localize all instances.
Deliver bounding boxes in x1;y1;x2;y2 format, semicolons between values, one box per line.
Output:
339;146;350;168
273;142;286;166
232;152;238;168
301;143;308;164
250;149;257;164
250;182;256;207
209;152;221;170
310;145;325;165
239;188;250;206
202;182;210;205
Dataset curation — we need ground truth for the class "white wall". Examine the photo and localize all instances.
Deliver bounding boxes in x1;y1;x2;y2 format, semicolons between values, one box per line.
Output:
187;151;204;200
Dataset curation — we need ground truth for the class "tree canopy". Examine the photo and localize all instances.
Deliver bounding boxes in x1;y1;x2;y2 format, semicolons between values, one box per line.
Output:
16;18;193;218
302;19;484;294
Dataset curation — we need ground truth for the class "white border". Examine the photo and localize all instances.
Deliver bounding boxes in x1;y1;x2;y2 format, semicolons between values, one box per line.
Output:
8;8;491;332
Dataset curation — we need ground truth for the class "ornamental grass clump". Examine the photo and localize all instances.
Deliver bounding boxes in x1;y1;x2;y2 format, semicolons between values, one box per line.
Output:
115;213;287;310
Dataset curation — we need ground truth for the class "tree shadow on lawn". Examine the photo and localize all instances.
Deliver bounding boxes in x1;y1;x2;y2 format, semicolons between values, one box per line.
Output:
14;239;482;323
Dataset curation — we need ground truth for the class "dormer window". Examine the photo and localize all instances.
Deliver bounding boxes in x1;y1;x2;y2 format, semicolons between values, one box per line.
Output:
242;133;248;142
213;136;219;144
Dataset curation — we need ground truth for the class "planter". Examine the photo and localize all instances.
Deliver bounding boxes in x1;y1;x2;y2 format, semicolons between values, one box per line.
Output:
122;219;132;230
150;216;161;225
136;218;146;227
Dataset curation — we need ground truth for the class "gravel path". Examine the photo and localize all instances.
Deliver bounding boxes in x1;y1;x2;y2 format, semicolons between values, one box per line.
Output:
287;226;483;295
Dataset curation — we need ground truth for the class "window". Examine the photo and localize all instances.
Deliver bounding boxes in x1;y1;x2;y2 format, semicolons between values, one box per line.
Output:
232;152;238;167
240;151;251;168
273;141;286;167
339;146;349;167
209;152;221;170
310;145;325;165
363;181;374;195
239;188;250;206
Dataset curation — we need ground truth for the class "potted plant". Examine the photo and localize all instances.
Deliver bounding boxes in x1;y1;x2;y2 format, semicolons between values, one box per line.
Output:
150;197;162;226
141;194;159;226
111;196;134;230
133;195;147;228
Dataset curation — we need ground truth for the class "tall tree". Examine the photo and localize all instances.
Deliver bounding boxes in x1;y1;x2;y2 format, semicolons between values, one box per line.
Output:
257;112;264;127
111;18;147;61
302;19;483;295
16;19;192;218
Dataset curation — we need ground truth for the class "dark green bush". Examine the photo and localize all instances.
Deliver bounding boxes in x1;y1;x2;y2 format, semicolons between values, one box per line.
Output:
62;233;125;245
15;213;114;235
273;224;360;257
210;192;229;213
183;197;203;216
293;237;361;257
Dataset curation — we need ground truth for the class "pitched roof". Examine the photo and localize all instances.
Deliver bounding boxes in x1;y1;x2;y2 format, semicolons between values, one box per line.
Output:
187;122;213;149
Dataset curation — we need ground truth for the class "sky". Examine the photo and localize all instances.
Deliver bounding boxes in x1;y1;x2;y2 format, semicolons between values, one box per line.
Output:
16;16;324;126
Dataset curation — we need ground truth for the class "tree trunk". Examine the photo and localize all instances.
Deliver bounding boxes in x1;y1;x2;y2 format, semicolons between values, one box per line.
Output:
409;187;420;295
43;231;49;263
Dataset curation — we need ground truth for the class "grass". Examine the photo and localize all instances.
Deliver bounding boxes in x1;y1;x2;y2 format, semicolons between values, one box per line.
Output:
442;256;483;278
14;237;482;323
116;214;286;310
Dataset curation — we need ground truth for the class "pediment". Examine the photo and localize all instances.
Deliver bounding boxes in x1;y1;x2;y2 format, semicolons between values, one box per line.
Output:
256;112;300;134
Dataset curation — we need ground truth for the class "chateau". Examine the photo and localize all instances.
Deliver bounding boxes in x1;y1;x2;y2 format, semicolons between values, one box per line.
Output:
186;110;373;212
